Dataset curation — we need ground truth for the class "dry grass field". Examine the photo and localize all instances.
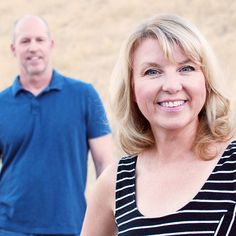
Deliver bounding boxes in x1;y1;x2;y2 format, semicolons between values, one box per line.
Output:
0;0;236;193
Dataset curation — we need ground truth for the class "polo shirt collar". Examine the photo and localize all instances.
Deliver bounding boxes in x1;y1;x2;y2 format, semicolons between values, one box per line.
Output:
12;76;22;96
12;69;64;96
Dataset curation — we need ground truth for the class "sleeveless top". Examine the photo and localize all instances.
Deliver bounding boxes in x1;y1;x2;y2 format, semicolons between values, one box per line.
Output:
115;140;236;236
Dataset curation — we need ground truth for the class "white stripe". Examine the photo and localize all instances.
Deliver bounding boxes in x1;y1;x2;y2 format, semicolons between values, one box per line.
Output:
116;192;134;202
149;231;215;236
119;219;218;233
116;200;135;211
116;184;135;193
192;199;235;204
214;214;225;236
150;209;228;217
117;168;135;175
225;145;236;151
116;207;138;220
157;209;229;217
118;216;143;227
220;154;235;160
118;214;218;227
221;150;236;156
226;204;236;236
178;209;227;214
200;189;236;194
207;179;236;183
121;156;136;160
118;161;135;167
212;169;236;174
145;231;214;236
216;160;236;167
116;176;135;183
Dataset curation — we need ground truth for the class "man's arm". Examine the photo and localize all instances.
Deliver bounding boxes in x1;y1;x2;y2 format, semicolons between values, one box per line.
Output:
89;133;116;177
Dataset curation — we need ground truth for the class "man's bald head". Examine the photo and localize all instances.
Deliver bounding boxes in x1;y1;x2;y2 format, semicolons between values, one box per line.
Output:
12;15;51;43
10;14;54;79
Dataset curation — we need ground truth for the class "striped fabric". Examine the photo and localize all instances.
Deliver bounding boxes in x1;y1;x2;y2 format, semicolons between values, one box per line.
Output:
115;140;236;236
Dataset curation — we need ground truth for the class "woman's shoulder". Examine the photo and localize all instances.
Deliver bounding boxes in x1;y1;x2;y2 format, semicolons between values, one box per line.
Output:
92;155;137;196
216;139;236;165
225;139;236;149
118;155;137;165
98;155;137;183
222;139;236;156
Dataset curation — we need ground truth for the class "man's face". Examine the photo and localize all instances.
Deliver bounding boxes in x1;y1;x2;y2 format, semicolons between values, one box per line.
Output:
11;17;54;77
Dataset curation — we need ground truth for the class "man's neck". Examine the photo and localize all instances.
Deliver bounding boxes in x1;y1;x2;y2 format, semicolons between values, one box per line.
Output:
20;69;53;96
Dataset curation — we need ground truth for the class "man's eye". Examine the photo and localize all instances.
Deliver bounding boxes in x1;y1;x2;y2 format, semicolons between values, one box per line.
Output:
37;38;44;42
144;69;160;76
21;40;29;44
179;65;195;72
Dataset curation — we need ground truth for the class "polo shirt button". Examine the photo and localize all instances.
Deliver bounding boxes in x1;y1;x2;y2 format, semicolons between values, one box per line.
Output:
31;101;40;115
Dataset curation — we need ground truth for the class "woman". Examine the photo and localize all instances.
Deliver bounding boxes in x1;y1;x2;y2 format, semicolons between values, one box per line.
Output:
81;14;235;235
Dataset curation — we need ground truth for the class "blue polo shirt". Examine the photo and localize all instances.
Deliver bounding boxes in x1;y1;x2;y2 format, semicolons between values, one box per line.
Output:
0;70;111;234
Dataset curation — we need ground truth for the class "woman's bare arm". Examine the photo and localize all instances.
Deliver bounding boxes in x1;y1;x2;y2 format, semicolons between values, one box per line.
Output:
81;162;118;236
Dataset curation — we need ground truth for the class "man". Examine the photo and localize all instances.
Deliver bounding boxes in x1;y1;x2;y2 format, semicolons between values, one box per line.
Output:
0;15;115;235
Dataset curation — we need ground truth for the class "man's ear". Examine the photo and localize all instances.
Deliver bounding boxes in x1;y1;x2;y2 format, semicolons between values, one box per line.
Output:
10;43;16;57
50;39;55;49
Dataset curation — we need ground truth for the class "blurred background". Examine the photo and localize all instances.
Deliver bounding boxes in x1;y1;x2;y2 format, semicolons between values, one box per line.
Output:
0;0;236;193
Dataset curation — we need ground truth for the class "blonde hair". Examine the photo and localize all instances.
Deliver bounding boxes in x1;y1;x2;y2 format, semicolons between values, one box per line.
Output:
110;14;233;159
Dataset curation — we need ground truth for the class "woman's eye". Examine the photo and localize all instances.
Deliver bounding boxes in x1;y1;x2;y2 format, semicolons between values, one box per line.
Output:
179;65;195;72
144;69;160;76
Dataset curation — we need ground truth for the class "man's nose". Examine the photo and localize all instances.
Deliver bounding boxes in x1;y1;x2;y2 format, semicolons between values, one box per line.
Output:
28;40;39;51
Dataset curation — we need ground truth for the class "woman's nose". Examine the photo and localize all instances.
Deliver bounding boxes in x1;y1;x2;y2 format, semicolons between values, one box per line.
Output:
161;73;182;94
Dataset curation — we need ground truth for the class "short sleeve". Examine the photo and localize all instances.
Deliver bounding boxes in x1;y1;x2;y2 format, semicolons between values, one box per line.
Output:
86;84;111;139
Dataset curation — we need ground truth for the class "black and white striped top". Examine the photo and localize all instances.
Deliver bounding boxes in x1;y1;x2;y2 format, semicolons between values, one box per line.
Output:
115;140;236;236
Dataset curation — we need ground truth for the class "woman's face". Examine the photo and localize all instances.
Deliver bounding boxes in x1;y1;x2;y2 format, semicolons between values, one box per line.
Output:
132;37;206;133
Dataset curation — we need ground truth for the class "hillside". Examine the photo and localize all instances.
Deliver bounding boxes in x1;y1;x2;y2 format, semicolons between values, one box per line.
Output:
0;0;235;191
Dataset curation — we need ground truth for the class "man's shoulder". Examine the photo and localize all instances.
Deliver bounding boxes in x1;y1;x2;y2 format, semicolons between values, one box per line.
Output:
0;86;13;98
56;71;93;91
64;78;94;97
0;86;17;111
64;76;90;87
